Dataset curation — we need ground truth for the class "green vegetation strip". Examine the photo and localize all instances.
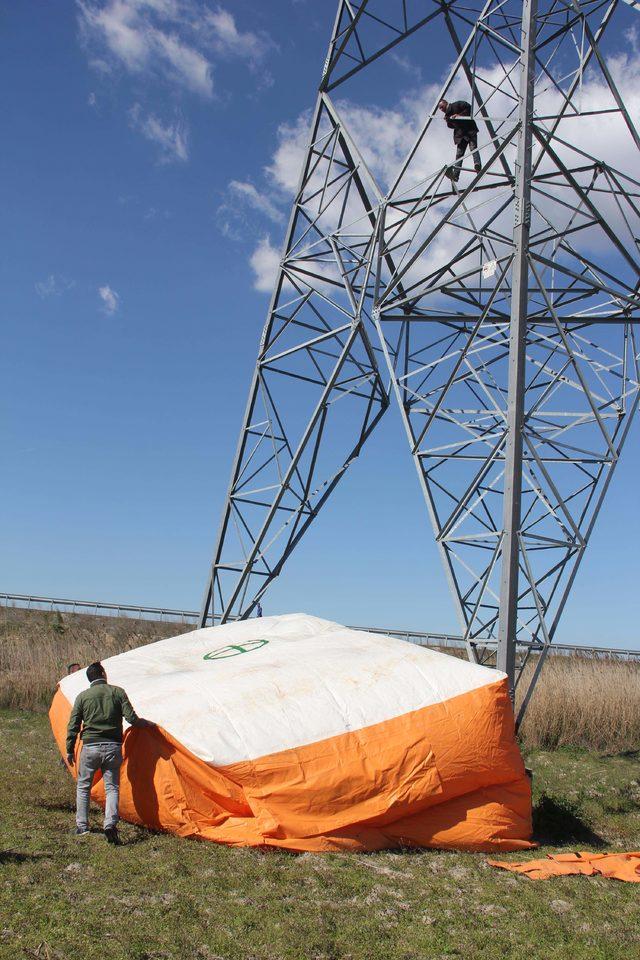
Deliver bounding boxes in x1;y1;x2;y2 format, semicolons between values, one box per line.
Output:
0;711;639;960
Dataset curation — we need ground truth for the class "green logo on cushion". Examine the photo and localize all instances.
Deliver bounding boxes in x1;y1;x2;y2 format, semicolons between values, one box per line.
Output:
203;639;269;660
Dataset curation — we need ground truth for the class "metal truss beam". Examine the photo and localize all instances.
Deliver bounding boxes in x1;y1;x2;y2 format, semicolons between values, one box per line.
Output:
201;0;640;723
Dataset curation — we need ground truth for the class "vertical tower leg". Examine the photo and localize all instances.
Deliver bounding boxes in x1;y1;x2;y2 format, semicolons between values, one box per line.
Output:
496;0;538;697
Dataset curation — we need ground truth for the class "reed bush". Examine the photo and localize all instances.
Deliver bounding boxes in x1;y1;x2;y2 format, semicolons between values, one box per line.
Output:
0;607;189;711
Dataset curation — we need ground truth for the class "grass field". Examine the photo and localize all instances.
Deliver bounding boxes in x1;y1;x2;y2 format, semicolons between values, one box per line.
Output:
1;709;639;960
1;608;639;958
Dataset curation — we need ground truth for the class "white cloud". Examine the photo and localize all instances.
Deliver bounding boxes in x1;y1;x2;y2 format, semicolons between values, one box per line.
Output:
205;7;274;63
216;178;285;239
129;104;189;161
35;275;75;298
249;235;280;292
214;117;308;247
144;205;172;220
78;0;214;96
77;2;277;161
153;30;212;96
390;50;422;81
98;284;120;314
77;2;276;99
228;181;284;224
266;112;311;195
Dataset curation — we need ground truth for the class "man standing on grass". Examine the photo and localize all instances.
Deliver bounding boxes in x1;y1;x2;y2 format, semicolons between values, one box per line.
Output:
66;661;153;845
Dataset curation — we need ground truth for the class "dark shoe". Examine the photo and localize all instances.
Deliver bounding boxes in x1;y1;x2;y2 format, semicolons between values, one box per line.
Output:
474;164;481;172
444;168;457;181
73;827;89;836
104;827;121;845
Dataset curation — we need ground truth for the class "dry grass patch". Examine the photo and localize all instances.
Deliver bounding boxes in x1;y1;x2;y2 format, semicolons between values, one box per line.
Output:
519;655;640;753
0;607;191;711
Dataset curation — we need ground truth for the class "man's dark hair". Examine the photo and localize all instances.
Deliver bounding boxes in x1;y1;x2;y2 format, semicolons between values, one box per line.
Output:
86;661;105;683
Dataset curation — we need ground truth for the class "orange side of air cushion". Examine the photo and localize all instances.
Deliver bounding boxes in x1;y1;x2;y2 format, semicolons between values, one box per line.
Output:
50;677;533;852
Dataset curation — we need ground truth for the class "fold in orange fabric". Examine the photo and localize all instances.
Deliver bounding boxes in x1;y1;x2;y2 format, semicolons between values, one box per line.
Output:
488;851;640;882
50;677;533;852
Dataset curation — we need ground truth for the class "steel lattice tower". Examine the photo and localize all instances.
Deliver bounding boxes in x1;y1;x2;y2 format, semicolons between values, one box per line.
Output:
200;0;640;720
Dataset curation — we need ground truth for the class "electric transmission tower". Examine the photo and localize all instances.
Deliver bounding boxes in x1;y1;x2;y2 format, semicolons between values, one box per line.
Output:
200;0;640;720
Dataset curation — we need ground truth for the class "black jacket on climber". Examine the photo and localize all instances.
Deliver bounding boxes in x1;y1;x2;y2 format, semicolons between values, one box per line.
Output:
444;100;479;142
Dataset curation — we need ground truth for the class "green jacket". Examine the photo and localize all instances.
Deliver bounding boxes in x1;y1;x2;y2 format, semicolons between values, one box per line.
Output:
66;679;139;754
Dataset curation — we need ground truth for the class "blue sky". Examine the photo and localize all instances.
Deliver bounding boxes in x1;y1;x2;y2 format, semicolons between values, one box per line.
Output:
2;0;639;644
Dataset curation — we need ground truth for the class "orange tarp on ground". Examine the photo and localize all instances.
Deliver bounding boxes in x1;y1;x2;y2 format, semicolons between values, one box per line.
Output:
50;614;533;853
488;852;640;882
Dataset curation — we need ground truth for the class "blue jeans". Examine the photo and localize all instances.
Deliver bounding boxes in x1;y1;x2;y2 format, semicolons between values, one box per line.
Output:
76;741;122;831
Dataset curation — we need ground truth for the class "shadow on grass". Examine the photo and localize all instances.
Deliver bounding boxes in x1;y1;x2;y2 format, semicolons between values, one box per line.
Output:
533;792;605;847
37;795;160;846
37;799;75;813
121;827;159;847
0;850;46;864
81;826;155;847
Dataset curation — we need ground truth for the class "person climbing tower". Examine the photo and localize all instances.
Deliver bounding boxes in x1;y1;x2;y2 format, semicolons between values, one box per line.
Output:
438;98;481;182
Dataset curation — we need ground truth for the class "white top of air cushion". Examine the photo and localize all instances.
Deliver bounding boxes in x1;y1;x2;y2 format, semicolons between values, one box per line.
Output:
58;613;503;766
